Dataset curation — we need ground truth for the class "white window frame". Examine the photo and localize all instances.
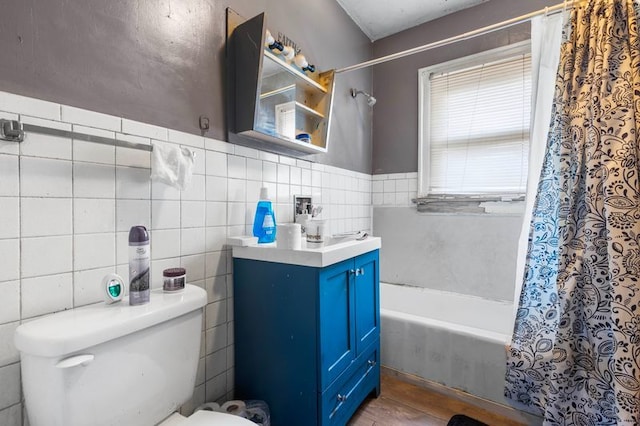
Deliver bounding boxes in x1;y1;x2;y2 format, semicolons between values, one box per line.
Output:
417;41;532;201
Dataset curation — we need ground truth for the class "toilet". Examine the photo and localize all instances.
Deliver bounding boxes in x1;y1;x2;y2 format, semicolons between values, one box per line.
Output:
14;285;254;426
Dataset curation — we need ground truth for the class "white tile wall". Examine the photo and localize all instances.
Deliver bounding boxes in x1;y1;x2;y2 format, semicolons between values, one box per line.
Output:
0;322;19;366
168;129;204;148
123;119;168;140
227;179;245;203
73;266;116;307
0;91;60;121
0;240;19;282
182;254;205;283
116;167;151;199
227;155;246;180
0;363;21;410
61;105;122;131
206;151;227;176
181;228;206;256
206;202;226;227
246;158;262;181
372;172;418;207
206;176;227;201
205;227;227;252
73;233;115;270
116;134;151;168
181;174;206;201
205;274;227;301
0;282;19;324
152;179;181;201
116;199;150;231
0;113;19;156
74;199;116;234
73;126;116;164
21;273;73;318
73;162;116;198
21;157;72;197
152;200;181;229
0;89;373;421
0;198;19;239
0;403;21;426
0;156;18;196
181;201;206;229
21;235;72;278
263;161;277;183
21;198;72;237
20;117;72;160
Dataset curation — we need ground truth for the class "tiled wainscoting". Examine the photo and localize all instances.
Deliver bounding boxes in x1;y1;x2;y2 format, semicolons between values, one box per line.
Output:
372;172;418;207
0;90;372;425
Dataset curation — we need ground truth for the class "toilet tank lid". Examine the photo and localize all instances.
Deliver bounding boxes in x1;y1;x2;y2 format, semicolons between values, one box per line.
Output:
15;285;207;358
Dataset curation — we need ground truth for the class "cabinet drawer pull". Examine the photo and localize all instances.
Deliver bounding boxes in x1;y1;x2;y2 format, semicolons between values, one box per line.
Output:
367;359;377;367
358;268;365;276
337;393;348;402
349;269;356;276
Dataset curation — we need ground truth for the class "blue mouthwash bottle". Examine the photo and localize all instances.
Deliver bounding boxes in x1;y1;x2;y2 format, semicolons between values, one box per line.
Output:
253;187;276;243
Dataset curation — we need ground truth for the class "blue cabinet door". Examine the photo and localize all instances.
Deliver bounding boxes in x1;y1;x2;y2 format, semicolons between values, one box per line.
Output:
234;249;380;425
233;259;319;426
319;258;356;389
354;250;380;354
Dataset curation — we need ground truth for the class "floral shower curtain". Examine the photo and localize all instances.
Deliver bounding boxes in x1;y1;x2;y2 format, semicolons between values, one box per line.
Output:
505;1;640;424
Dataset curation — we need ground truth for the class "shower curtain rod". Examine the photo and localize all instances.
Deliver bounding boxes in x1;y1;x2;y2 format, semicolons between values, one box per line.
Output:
335;1;577;74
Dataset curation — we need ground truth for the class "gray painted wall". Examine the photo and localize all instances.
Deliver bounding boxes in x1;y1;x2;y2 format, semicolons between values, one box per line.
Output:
371;0;557;174
374;208;521;301
0;0;372;173
370;0;557;303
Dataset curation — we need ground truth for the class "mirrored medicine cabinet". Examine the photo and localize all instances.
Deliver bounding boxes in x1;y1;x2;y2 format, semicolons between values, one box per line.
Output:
227;10;335;155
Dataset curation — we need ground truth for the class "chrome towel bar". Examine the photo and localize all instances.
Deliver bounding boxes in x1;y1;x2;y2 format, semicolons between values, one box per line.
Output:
0;118;152;152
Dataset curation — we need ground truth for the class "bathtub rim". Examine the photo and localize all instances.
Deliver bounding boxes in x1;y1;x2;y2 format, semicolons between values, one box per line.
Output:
380;308;510;346
380;282;514;343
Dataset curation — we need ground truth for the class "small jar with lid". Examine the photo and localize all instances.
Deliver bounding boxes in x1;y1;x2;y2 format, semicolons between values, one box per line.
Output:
163;267;186;292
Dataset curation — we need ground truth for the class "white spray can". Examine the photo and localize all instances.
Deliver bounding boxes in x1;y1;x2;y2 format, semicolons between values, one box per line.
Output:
128;225;150;305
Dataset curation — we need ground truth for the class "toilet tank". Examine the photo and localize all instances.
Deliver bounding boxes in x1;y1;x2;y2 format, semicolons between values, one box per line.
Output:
14;285;207;426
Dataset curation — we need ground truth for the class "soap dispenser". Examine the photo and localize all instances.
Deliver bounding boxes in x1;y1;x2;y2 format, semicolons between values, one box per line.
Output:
253;187;277;244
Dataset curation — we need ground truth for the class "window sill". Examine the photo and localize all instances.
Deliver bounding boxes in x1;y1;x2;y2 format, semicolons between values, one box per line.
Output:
412;197;525;215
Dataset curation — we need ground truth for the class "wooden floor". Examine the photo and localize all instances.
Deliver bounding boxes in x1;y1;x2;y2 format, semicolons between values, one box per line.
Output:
348;372;526;426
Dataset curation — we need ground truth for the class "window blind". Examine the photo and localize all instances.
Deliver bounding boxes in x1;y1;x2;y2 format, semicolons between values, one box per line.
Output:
428;53;532;196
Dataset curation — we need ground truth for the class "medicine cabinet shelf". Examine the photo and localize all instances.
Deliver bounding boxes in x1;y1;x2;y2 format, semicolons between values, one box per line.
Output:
295;102;325;119
259;87;326;120
228;11;335;155
263;51;328;94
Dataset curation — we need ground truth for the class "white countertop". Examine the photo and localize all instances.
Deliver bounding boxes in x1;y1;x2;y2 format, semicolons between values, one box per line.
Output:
232;236;381;267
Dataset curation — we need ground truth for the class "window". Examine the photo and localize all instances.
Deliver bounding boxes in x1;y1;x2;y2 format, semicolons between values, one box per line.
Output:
418;42;532;200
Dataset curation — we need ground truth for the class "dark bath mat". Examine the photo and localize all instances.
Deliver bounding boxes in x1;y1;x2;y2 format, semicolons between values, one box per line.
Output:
447;414;489;426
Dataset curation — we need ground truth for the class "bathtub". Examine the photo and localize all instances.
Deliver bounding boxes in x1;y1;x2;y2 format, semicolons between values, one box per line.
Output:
380;282;513;405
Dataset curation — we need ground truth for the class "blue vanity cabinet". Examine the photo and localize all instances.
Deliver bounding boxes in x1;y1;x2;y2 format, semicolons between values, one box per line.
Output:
233;249;380;426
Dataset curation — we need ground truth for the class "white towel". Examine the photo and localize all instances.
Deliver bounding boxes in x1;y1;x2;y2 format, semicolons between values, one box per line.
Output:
150;141;194;190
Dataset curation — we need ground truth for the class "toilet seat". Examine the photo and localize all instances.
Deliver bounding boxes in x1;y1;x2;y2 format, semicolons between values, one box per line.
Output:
181;410;256;426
